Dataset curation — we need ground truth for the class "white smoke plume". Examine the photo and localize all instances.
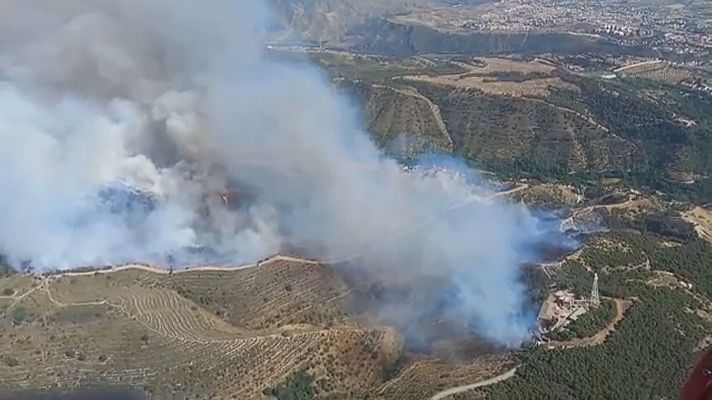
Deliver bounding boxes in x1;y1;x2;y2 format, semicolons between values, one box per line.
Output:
0;0;566;345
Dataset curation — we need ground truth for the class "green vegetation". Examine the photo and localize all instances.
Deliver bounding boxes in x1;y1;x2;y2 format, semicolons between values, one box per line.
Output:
479;70;552;82
311;51;712;203
310;52;466;82
578;231;712;297
487;286;707;399
411;82;637;179
548;299;616;341
557;261;594;298
496;228;712;398
603;208;697;242
269;370;315;400
339;80;451;153
549;75;712;202
558;259;647;300
11;306;28;326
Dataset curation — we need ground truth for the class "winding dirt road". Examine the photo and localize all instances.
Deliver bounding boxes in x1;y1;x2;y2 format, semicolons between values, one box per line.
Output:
547;298;632;349
427;297;632;399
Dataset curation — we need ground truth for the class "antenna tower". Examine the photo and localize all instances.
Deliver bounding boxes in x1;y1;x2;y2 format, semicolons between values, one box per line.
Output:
590;273;600;308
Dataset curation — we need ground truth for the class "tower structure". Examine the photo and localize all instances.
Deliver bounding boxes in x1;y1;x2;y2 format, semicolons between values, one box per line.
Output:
590;272;600;308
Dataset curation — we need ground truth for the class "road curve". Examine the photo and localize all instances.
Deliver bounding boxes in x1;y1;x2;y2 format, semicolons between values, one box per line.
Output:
429;367;518;400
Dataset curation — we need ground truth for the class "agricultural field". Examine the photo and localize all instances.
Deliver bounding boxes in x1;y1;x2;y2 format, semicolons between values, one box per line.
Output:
0;261;401;399
401;57;577;98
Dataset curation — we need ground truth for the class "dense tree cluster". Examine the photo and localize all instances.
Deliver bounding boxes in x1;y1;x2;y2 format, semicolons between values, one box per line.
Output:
412;83;635;180
581;232;712;297
487;286;708;399
268;370;315;400
550;76;712;202
485;228;712;399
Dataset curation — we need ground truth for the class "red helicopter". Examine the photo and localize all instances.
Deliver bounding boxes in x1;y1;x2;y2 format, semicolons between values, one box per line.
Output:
681;348;712;400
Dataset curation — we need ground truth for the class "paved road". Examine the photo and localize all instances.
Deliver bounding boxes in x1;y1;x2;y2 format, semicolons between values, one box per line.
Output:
429;367;518;400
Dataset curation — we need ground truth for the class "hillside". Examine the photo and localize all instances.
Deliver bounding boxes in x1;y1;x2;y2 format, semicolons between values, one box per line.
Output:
350;19;655;58
2;187;712;399
309;53;712;202
268;0;436;45
339;80;453;153
2;1;712;399
0;260;397;399
411;82;641;175
0;258;517;399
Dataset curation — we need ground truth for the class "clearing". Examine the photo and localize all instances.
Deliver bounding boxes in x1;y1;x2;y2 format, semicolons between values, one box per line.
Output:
682;206;712;243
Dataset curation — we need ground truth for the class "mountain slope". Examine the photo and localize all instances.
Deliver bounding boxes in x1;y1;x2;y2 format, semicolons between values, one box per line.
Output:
339;80;453;154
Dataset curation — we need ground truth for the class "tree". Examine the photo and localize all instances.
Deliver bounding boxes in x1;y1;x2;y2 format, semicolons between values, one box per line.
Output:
270;370;315;400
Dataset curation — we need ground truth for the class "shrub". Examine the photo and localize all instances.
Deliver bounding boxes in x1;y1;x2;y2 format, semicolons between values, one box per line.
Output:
11;307;27;326
271;370;315;400
3;356;19;367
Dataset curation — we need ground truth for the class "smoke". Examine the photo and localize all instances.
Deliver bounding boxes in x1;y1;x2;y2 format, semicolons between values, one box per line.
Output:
0;0;568;345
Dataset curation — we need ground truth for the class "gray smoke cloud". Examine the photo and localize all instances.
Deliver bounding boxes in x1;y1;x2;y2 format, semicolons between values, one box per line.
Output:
0;0;564;345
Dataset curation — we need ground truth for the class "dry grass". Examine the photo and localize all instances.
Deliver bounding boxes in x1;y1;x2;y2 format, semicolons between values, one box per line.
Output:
166;260;355;330
0;260;398;399
456;58;556;74
401;57;577;98
0;258;520;398
512;182;582;206
682;206;712;243
373;354;513;400
623;64;693;84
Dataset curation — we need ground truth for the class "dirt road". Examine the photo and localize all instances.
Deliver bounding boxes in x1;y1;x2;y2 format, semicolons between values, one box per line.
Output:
58;254;321;278
372;83;453;150
548;298;632;349
426;298;631;399
429;367;518;400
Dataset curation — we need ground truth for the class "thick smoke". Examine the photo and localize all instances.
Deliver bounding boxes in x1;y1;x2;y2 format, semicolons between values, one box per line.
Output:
0;0;565;344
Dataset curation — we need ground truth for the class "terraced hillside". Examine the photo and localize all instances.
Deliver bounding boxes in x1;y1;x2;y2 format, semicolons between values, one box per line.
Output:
0;260;402;399
165;260;355;330
0;258;519;399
